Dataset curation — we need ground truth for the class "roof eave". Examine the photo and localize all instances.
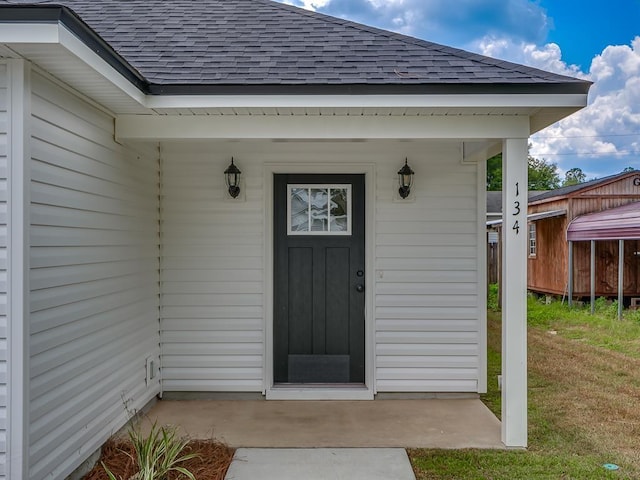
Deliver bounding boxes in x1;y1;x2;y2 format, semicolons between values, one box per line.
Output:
147;81;591;96
0;5;149;92
0;5;591;98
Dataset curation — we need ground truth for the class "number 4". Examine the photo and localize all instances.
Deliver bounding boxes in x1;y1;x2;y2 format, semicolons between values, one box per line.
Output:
513;220;520;234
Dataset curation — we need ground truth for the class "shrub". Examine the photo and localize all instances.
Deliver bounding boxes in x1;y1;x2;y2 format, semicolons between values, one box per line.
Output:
103;421;198;480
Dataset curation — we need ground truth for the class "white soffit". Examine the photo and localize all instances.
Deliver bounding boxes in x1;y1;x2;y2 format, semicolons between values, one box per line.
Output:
0;22;588;126
0;22;149;114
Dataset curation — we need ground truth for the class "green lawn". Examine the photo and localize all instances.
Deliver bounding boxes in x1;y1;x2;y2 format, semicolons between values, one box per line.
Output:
409;294;640;480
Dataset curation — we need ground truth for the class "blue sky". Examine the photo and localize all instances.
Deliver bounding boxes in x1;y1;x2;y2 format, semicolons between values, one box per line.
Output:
278;0;640;180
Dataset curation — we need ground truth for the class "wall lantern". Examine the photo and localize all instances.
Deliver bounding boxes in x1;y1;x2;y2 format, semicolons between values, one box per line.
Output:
397;158;415;199
224;158;242;198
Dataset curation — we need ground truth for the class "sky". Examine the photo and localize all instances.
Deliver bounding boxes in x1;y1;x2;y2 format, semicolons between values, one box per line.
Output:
277;0;640;180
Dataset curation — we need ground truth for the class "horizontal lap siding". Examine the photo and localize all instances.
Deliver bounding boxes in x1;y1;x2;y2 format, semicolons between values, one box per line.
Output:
161;145;264;392
28;72;160;480
160;142;480;394
375;152;479;392
0;63;7;480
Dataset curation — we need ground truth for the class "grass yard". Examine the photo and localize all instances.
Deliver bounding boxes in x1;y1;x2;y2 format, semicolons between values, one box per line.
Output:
410;294;640;480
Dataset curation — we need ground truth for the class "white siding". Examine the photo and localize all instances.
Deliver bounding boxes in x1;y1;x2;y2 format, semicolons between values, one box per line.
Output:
0;62;8;480
160;143;264;392
28;72;160;480
374;152;480;392
160;141;481;394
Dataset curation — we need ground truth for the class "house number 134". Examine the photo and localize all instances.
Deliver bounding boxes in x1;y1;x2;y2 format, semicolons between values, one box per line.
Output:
512;182;521;234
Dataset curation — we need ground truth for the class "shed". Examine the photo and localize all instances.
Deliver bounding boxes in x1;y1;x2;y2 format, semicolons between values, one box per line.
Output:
527;171;640;299
566;201;640;314
0;0;590;477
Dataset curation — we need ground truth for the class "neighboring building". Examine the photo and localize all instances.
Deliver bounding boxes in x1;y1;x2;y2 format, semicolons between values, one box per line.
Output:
0;0;590;477
528;171;640;298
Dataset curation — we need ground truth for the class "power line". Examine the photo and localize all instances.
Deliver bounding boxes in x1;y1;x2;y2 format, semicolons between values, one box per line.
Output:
533;133;640;139
531;151;638;157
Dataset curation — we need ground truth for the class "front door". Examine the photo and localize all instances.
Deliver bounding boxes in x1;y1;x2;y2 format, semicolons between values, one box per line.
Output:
274;174;365;384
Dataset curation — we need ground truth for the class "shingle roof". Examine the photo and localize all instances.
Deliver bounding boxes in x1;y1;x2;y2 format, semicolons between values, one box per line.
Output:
0;0;591;94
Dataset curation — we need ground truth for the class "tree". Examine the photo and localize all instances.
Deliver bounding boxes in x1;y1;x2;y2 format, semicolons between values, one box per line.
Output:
563;167;587;186
486;155;502;191
486;153;561;191
622;166;636;172
528;157;561;190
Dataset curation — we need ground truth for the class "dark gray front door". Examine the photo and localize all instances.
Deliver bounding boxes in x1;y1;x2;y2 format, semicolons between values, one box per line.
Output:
274;174;365;384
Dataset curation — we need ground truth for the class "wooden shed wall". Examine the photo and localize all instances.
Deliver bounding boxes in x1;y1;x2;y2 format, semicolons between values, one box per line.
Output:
528;215;569;296
571;240;640;296
527;174;640;298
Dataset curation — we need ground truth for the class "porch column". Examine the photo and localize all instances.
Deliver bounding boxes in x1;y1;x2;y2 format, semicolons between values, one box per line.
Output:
501;138;528;448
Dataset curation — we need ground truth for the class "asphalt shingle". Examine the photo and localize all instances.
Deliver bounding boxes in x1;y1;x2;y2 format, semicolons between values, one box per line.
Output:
0;0;591;92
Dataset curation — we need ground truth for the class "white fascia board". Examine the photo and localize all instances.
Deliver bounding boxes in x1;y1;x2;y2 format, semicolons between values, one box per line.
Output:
145;93;587;110
0;22;147;106
56;24;147;105
116;113;531;141
0;23;60;43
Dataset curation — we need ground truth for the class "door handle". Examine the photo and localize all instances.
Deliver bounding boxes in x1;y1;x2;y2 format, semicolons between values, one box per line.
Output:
355;284;365;292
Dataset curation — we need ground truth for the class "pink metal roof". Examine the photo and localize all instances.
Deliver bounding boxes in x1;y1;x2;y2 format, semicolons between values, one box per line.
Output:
567;202;640;241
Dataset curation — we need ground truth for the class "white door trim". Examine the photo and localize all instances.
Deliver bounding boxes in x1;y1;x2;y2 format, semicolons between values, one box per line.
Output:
263;163;376;400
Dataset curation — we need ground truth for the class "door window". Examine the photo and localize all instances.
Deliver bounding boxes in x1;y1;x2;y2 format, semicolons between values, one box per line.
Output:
287;184;351;235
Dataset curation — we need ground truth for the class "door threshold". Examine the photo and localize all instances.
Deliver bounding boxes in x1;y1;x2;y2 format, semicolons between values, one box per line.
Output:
273;383;367;389
266;385;374;400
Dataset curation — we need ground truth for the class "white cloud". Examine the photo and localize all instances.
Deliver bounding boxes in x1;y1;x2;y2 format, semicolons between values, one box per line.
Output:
283;0;551;45
281;0;331;9
473;36;585;79
524;37;640;178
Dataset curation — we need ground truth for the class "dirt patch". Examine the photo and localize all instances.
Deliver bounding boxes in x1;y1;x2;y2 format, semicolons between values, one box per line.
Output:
82;438;235;480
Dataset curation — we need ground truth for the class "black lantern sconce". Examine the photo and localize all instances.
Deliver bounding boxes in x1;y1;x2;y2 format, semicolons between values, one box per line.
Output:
397;158;415;199
224;158;242;198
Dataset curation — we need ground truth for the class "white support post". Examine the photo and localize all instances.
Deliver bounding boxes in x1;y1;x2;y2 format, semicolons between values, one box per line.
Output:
6;59;31;480
501;138;528;448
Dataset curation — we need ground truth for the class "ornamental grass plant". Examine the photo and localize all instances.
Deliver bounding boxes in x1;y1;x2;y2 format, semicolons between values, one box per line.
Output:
102;421;198;480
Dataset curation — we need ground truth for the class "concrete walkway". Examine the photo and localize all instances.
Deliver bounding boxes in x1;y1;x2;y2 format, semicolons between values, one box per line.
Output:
143;398;503;449
224;448;416;480
138;399;501;480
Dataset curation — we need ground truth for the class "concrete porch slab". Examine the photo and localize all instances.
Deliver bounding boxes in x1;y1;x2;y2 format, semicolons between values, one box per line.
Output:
140;398;503;449
224;448;416;480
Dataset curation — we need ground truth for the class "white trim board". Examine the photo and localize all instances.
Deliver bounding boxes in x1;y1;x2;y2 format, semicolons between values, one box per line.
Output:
263;163;376;400
115;115;532;141
6;58;31;480
145;93;588;110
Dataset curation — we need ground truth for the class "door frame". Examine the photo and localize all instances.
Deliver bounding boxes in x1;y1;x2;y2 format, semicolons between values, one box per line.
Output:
264;162;376;400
